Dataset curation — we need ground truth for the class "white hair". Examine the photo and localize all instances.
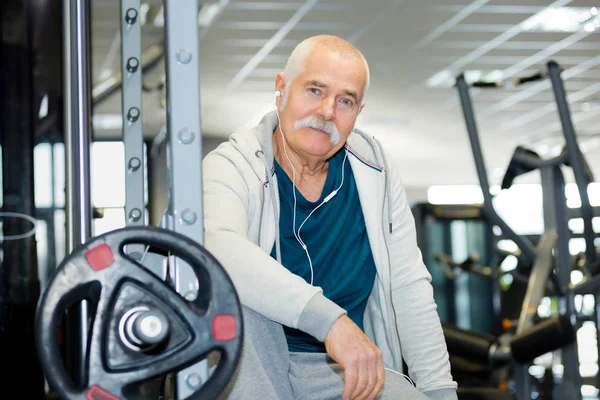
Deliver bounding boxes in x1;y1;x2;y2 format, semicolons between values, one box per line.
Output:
279;35;370;110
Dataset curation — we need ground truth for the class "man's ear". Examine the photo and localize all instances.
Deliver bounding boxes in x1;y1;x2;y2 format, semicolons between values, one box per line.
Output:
358;102;366;115
275;72;286;95
274;73;286;109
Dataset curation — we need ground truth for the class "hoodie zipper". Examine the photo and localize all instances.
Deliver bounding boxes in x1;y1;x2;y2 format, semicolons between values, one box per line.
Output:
254;149;282;263
373;137;404;370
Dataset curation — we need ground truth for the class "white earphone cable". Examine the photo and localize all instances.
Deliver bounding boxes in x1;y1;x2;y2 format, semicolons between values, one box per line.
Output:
384;367;415;387
274;99;347;285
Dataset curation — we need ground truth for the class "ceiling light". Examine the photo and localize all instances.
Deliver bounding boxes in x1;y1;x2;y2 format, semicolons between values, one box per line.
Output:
582;101;600;112
483;70;503;82
199;0;229;28
521;7;600;32
426;70;454;88
426;69;505;88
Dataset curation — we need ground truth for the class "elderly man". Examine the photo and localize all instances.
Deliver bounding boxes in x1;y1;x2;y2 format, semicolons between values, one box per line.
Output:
203;35;457;400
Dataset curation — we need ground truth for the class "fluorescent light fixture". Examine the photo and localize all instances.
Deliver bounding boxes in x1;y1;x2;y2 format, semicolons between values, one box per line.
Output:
581;101;600;111
199;0;229;28
521;7;600;32
578;136;600;154
483;70;503;82
426;70;454;88
93;114;122;130
426;69;504;88
464;70;483;83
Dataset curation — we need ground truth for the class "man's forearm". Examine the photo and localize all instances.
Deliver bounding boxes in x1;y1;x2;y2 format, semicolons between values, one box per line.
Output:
296;292;346;341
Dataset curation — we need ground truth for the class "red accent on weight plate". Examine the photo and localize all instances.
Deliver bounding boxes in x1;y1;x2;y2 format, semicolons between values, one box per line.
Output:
212;314;236;341
86;385;119;400
85;244;115;271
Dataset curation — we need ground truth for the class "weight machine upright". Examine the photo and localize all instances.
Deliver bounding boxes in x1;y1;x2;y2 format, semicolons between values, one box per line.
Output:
455;75;538;266
120;0;145;259
117;0;209;396
455;70;584;400
455;74;532;400
63;0;94;387
163;0;209;396
547;60;599;394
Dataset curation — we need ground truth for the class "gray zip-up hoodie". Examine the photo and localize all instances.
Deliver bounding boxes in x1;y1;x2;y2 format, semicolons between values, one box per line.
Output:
202;111;457;399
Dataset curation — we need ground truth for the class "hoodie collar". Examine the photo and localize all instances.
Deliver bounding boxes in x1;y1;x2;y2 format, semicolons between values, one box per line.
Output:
244;110;394;233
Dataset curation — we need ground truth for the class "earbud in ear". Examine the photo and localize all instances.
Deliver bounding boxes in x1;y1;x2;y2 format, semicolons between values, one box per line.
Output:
274;90;281;98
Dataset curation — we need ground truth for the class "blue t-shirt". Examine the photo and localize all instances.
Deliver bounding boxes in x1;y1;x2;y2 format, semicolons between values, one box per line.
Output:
271;148;377;352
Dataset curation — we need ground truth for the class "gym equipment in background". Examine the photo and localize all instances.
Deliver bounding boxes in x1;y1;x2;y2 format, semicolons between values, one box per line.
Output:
452;60;600;400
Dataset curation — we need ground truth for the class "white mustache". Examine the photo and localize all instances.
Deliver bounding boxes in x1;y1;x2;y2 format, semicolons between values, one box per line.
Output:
294;116;341;145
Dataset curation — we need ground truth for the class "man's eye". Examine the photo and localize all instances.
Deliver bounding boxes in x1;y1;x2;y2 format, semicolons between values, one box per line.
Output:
340;98;353;108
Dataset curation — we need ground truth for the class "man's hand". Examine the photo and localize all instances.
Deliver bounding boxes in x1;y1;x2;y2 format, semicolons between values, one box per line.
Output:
324;315;385;400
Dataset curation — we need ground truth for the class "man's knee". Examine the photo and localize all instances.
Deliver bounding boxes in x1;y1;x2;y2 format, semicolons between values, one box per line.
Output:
219;306;293;399
240;306;286;348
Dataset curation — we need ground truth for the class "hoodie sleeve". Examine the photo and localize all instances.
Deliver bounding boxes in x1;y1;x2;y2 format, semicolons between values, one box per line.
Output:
385;154;458;394
202;149;346;341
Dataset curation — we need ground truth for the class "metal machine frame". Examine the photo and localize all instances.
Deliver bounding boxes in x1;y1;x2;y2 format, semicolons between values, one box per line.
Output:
455;60;600;400
63;0;210;397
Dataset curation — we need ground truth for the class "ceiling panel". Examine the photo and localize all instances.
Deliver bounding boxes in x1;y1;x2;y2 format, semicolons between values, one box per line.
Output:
89;0;600;187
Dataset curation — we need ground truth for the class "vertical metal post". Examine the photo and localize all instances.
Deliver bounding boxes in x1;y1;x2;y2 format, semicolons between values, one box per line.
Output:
163;0;208;396
455;75;492;204
63;0;93;385
547;60;597;266
121;0;145;259
47;144;57;278
164;0;204;245
540;166;581;400
455;75;537;264
547;60;596;394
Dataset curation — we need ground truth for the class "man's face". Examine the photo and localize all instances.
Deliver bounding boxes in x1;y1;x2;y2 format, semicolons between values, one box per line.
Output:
276;48;366;160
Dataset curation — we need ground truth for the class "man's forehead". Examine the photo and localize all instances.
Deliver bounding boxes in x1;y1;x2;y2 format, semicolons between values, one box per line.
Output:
301;52;366;86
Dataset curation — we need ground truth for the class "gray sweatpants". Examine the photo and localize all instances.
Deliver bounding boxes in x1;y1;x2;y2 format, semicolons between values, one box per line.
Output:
219;307;430;399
